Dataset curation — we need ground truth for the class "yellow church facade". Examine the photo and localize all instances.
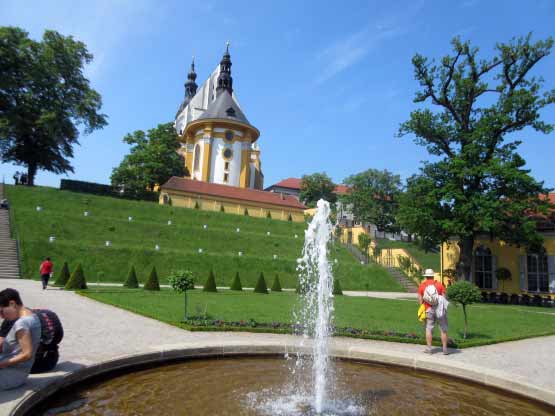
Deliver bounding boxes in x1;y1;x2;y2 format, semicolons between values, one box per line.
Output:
441;233;555;301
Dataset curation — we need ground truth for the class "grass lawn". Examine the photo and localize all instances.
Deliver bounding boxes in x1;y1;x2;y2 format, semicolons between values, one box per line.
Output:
81;288;555;348
375;238;440;271
7;185;403;291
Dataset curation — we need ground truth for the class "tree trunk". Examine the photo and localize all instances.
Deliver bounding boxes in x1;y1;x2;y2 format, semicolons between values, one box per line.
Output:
456;237;474;281
462;304;468;339
27;163;37;186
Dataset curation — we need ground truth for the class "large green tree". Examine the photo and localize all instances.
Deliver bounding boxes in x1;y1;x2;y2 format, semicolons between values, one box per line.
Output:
398;34;555;280
299;172;337;207
111;122;185;197
0;27;107;185
342;168;402;233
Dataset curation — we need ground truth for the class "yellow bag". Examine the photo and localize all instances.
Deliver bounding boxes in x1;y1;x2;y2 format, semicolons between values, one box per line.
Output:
417;304;426;322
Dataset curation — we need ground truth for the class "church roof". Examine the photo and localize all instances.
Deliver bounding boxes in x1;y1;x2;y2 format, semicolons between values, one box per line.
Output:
196;90;251;127
161;177;306;210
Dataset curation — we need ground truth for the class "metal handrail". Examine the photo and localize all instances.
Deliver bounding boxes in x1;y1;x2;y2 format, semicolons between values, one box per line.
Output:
5;186;23;279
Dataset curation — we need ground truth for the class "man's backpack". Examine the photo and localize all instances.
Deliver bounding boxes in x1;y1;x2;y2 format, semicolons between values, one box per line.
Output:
33;309;64;346
423;283;439;306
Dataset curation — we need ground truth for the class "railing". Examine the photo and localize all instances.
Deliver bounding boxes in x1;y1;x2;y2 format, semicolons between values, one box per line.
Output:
6;191;23;279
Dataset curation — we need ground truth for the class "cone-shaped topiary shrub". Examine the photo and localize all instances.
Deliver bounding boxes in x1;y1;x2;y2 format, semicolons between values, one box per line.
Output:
144;266;160;291
266;211;272;219
203;270;218;292
244;208;249;216
271;274;282;292
55;262;70;287
194;201;200;209
254;272;268;294
124;265;139;288
333;278;343;295
65;264;87;290
220;204;225;212
230;272;243;291
288;213;293;221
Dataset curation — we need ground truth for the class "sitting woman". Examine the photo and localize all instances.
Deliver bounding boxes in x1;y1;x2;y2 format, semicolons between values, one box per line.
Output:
0;288;42;390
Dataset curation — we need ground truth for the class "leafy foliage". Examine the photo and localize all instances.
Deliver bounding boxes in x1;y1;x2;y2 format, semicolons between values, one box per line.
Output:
358;233;371;262
398;35;555;280
342;169;402;232
446;281;482;338
123;265;139;288
111;123;185;198
271;274;282;292
168;270;195;293
203;270;217;292
0;27;107;185
144;266;160;291
495;267;512;291
254;272;268;294
55;262;70;287
64;263;87;290
299;172;337;207
230;272;243;291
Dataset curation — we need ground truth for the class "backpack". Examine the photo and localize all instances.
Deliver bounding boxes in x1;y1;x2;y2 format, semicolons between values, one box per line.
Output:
435;295;449;319
423;283;439;306
33;309;64;346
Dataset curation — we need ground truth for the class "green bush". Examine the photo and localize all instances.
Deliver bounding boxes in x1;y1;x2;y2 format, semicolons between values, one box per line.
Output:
333;278;343;295
55;262;70;287
64;263;87;290
230;272;243;291
220;205;225;212
266;211;272;219
203;270;218;292
244;208;249;216
495;267;512;291
123;265;139;288
194;201;200;209
446;281;482;339
144;266;161;291
168;270;195;320
271;274;282;292
254;272;268;294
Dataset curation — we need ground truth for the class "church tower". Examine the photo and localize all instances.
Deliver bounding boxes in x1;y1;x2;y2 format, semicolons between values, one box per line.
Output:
174;44;263;190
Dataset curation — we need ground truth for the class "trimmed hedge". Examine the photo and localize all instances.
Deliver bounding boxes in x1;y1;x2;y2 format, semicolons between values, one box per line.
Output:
271;274;282;292
254;272;268;294
144;266;160;291
204;270;218;292
230;272;243;291
333;278;343;295
60;179;158;202
55;262;70;287
124;265;139;288
65;264;87;290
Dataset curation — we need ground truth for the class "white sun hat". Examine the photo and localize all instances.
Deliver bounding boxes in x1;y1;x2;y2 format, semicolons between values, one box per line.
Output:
423;268;435;277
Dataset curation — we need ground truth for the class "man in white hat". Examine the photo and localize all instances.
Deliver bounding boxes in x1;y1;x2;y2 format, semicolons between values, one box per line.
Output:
418;268;449;354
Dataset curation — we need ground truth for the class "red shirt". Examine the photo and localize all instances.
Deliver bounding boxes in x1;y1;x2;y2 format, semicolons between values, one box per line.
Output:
418;279;445;310
40;261;53;275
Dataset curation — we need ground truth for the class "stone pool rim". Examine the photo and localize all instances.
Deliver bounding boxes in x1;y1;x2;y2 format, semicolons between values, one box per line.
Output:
11;343;555;416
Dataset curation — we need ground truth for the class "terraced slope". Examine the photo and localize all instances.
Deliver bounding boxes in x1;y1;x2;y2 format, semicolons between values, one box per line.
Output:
6;185;404;291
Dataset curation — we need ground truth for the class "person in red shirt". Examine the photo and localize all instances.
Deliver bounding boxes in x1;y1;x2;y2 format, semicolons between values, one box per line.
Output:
418;268;449;355
39;257;54;290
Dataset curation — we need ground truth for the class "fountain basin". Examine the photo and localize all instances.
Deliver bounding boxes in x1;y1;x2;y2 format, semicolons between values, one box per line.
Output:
13;344;555;415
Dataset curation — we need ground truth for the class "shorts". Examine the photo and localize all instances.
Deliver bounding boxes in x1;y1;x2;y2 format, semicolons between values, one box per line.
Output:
426;309;448;333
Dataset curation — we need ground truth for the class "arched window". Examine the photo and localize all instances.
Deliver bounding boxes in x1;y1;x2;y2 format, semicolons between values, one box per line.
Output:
474;246;493;289
193;144;201;173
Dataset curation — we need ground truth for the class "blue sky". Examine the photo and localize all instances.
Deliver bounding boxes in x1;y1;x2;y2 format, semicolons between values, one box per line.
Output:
1;0;554;189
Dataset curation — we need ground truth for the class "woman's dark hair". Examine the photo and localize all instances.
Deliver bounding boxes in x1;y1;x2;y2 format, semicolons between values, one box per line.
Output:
0;288;23;307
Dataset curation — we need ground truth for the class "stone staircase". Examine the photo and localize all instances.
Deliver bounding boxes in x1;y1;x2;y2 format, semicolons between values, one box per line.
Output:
386;267;418;293
342;242;418;293
0;183;20;279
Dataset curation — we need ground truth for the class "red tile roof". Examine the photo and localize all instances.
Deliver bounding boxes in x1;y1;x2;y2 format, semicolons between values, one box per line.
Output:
161;177;306;210
271;178;350;195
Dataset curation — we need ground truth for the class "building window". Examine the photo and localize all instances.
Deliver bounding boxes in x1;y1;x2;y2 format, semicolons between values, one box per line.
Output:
223;173;229;183
224;161;230;171
474;246;493;289
527;253;549;292
225;130;233;142
193;144;201;172
223;148;233;160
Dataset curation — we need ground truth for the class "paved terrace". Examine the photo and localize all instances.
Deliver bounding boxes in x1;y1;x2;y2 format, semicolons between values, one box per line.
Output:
1;279;554;415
